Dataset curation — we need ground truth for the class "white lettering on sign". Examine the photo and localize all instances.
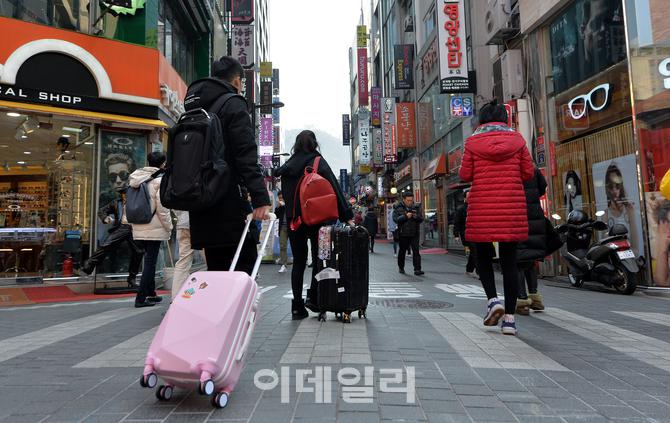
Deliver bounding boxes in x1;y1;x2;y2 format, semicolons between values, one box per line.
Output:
0;87;28;98
160;83;185;121
37;92;82;104
659;58;670;89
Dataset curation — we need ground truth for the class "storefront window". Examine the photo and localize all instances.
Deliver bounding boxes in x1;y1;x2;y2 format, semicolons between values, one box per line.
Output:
1;0;89;32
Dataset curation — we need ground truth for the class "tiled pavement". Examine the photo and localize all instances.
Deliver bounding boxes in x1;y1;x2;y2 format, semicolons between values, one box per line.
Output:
1;245;670;422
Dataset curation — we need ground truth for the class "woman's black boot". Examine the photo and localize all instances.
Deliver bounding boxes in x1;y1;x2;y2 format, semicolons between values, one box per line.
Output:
292;299;309;320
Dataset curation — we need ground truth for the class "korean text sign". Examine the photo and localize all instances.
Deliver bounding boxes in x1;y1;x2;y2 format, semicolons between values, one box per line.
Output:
371;87;382;127
437;0;470;92
382;97;397;163
396;103;416;148
259;117;273;167
232;25;255;68
358;113;371;165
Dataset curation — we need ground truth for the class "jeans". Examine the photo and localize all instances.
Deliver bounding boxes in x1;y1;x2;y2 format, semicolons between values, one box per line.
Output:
205;235;257;276
475;242;518;315
136;240;161;302
279;225;289;265
172;228;194;298
398;236;421;271
518;261;538;298
288;224;320;301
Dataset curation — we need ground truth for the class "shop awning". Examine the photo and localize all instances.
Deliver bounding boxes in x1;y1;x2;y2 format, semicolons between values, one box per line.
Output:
423;153;447;180
0;100;168;128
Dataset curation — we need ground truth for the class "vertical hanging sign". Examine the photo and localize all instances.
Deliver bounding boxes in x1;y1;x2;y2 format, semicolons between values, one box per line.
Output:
382;97;397;163
396;102;416;148
342;114;351;146
232;25;255;69
437;0;470;92
371;87;382;127
259;117;273;168
358;112;371;165
231;0;254;23
357;25;369;106
373;128;383;166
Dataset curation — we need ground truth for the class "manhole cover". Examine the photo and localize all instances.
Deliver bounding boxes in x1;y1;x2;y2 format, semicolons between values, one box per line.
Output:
368;299;453;309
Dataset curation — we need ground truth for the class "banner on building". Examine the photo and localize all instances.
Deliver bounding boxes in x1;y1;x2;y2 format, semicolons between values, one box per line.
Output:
371;87;382;127
231;0;254;23
382;97;397;163
450;95;474;117
357;25;367;48
377;175;385;199
272;96;280;123
241;69;255;112
357;48;369;106
273;125;281;153
342;114;351;146
340;169;349;194
394;44;415;89
358;113;371;165
272;68;280;95
396;103;416;148
437;0;471;93
260;62;272;78
260;81;272;114
259;117;273;168
232;25;255;68
372;128;383;167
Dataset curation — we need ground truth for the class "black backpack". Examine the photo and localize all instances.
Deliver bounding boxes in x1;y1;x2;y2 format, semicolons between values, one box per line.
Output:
126;171;162;224
160;92;240;211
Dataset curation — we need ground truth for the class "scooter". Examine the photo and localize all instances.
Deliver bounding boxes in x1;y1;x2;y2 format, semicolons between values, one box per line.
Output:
553;210;643;295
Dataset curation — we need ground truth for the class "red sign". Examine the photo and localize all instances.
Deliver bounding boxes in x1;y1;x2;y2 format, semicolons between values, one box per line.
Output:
357;48;368;106
448;147;463;174
549;141;557;177
505;100;517;130
396;103;416;148
560;104;590;130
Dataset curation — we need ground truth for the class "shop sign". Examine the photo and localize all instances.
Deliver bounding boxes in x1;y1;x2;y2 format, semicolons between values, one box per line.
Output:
567;83;610;120
357;25;367;48
411;157;421;180
259;117;273;167
420;37;439;91
358;113;371;165
232;25;255;68
413;181;421;203
437;0;471;93
394;44;415;90
358;48;369;106
371;87;382;127
159;83;185;121
549;141;557;177
536;135;546;166
231;0;254;23
359;164;372;174
342;114;351;146
396;103;416;148
260;81;272;114
660;57;670;89
340;169;349;193
377;175;385;198
448;147;463;174
382;97;397;163
272;69;280;95
241;69;255;112
450;96;473;117
272;96;280;123
372;128;383;167
273;125;280;153
260;62;273;78
396;164;412;182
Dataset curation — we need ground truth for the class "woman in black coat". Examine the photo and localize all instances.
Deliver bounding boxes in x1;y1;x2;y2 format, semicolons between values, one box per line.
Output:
516;168;548;314
275;130;354;319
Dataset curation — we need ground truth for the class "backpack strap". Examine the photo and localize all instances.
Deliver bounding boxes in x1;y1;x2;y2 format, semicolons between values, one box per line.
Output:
209;92;244;117
304;156;321;175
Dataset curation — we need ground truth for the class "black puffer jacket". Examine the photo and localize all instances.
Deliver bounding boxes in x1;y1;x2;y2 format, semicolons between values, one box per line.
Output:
275;151;353;224
393;201;423;238
517;169;548;262
184;78;271;249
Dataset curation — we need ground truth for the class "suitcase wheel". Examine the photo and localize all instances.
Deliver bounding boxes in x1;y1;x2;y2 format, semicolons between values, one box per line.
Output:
335;312;343;321
343;313;351;324
358;309;367;319
212;391;229;409
156;385;173;401
141;372;158;389
318;312;327;322
199;379;216;396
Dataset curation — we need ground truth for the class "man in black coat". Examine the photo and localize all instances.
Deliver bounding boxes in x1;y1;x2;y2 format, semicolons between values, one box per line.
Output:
516;168;548;314
183;57;271;275
393;192;424;276
453;190;477;277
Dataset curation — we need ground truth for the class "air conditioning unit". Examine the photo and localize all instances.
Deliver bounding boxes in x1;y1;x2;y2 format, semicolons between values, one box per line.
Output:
404;15;414;32
492;49;524;102
484;0;520;45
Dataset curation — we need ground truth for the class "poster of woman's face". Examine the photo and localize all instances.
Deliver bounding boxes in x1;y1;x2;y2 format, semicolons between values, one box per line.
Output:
563;169;583;214
646;193;670;287
592;154;644;257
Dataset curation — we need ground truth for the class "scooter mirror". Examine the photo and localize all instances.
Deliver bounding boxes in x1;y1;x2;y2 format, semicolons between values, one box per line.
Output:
551;214;562;221
595;210;606;217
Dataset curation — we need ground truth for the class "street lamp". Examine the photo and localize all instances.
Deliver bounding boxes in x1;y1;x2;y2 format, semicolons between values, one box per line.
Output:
251;101;285;134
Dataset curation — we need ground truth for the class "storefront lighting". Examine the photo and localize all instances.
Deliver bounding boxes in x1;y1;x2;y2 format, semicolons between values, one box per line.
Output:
62;127;83;133
0;145;8;148
23;151;31;155
16;161;25;165
390;187;398;195
6;112;21;117
84;141;94;145
61;134;71;138
21;135;27;139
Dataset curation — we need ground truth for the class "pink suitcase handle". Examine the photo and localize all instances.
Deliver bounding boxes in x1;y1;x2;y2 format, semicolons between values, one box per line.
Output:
236;309;257;362
230;213;277;280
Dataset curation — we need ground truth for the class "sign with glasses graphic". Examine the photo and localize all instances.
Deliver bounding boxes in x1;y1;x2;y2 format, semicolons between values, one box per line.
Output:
567;83;611;120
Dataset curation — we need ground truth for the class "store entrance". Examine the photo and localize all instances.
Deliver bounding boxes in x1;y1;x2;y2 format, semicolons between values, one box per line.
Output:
0;111;94;283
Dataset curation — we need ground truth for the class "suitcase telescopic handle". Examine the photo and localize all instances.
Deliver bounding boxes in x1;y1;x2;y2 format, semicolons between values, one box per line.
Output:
236;310;257;362
229;213;277;280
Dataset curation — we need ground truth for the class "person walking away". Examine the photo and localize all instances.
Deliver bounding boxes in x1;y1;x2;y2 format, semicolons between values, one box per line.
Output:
275;190;289;273
363;208;378;253
459;100;534;335
387;206;399;257
171;210;194;300
515;168;548;315
276;130;354;319
393;192;425;276
183;57;271;274
454;189;477;278
128;152;173;308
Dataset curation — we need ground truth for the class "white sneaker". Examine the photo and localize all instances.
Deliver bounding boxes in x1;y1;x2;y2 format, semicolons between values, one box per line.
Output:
278;265;287;273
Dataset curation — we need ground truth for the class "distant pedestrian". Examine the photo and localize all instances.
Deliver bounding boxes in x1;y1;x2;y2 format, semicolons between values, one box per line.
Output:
363;209;378;253
454;189;477;278
387;206;399;257
276;130;354;319
128;152;173;308
393;192;424;276
459;99;534;335
275;190;289;273
172;210;194;301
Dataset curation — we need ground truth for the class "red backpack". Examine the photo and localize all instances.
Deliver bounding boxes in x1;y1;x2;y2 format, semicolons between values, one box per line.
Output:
291;156;339;230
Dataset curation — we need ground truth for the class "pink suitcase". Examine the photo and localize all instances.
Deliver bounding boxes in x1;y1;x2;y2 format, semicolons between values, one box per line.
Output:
139;215;276;409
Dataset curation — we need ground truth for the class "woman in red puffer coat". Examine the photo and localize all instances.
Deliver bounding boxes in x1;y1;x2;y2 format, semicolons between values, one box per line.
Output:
459;100;534;336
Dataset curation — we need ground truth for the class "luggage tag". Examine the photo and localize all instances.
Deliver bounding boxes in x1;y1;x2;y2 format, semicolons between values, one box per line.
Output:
315;267;340;281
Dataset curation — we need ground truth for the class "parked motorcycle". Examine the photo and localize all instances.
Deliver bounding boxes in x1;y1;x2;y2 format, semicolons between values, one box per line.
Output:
553;210;643;295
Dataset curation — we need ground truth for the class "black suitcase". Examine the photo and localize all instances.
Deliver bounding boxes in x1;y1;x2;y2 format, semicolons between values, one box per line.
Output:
306;225;369;323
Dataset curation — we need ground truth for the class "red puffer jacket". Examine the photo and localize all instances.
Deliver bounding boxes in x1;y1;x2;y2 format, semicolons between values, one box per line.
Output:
459;123;535;243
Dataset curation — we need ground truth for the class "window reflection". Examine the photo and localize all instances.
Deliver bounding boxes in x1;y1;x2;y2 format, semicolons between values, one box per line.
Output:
0;0;89;32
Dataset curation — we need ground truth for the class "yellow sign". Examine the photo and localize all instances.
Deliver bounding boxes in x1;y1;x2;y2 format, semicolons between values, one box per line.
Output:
359;164;372;174
260;62;273;78
357;25;367;48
